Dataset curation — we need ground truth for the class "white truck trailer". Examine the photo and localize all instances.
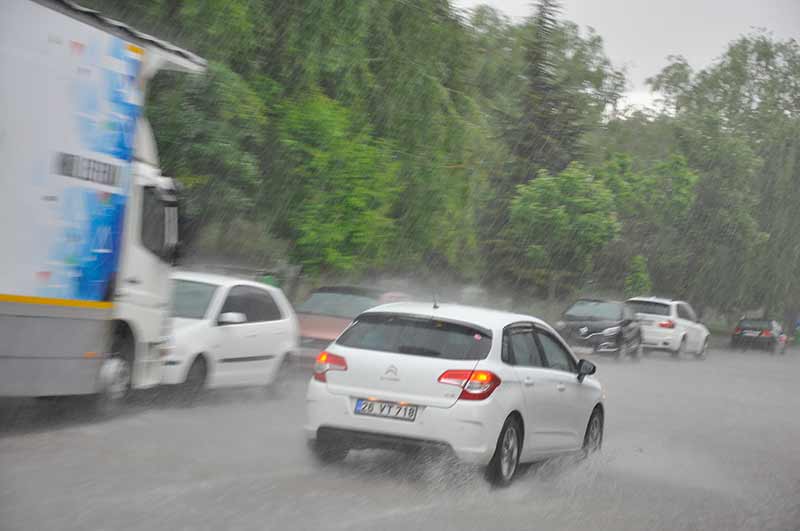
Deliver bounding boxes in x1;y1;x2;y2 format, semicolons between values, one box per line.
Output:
0;0;206;403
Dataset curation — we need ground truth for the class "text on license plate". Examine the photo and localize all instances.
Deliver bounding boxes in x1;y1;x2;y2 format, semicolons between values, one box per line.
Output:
743;331;760;336
354;399;417;422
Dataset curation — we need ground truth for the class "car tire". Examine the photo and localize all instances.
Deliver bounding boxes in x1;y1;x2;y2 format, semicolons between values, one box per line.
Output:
180;356;207;404
696;337;708;359
309;438;348;464
672;337;686;358
486;416;522;487
582;407;603;455
630;335;643;360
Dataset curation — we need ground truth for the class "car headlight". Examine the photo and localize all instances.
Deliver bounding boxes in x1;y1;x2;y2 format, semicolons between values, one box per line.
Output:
555;321;566;330
602;326;621;337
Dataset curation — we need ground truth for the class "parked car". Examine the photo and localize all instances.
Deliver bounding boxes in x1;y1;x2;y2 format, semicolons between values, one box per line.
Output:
160;272;298;394
625;297;710;358
731;318;787;353
305;302;604;486
555;299;642;358
294;286;409;359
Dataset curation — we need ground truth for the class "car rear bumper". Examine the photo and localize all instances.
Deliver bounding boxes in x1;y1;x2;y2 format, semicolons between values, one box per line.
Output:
640;327;679;350
305;379;499;465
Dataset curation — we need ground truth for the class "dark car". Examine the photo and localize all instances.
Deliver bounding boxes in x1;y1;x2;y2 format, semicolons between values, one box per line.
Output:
556;299;642;358
731;318;787;353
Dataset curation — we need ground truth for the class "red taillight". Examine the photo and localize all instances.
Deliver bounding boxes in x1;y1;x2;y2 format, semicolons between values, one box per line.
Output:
734;327;742;335
761;329;772;337
313;351;347;382
438;369;501;401
658;320;676;329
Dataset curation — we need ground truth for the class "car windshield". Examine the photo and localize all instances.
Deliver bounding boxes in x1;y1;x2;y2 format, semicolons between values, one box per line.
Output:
626;301;671;316
739;319;771;329
336;313;492;360
297;291;379;319
171;280;218;319
565;300;622;321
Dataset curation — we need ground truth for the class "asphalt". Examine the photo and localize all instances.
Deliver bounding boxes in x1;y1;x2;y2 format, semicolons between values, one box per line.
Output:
1;347;799;531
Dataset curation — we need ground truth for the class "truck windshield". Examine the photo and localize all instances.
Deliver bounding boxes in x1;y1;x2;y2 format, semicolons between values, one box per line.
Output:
171;280;218;319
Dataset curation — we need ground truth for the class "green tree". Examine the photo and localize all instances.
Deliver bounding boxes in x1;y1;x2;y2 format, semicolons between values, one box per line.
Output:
279;91;399;273
624;255;652;298
506;163;620;298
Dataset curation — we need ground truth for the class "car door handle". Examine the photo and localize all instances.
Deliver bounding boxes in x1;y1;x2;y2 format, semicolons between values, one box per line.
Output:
125;277;141;285
557;384;566;392
523;377;536;387
246;333;259;338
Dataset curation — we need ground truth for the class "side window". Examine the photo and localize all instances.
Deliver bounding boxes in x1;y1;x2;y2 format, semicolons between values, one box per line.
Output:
141;186;165;256
220;286;249;321
684;304;697;322
508;328;543;367
536;331;576;373
677;304;691;321
249;289;283;322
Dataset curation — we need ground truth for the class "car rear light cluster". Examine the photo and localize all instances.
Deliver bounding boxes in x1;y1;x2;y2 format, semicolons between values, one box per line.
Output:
761;329;772;337
734;327;742;334
313;351;347;382
437;369;501;401
658;320;676;329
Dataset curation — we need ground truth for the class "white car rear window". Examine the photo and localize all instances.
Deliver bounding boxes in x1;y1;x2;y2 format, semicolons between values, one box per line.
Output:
337;313;492;360
627;301;670;316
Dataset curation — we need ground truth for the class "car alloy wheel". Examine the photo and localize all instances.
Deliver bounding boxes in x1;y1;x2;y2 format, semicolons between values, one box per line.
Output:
500;424;520;481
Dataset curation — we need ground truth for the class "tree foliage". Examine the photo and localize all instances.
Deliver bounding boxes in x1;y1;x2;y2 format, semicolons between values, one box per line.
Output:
85;1;800;318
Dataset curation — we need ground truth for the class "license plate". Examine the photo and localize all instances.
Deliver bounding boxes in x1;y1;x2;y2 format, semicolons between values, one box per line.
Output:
354;399;417;422
743;331;760;337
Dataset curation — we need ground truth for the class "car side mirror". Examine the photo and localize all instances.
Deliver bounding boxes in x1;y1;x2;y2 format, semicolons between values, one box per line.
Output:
577;359;596;382
218;312;246;326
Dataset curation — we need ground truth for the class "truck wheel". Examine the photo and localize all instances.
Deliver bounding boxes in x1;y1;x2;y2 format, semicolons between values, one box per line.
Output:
93;327;135;414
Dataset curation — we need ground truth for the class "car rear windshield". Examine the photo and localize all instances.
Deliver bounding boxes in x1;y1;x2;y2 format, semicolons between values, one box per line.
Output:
739;319;771;329
626;300;670;316
336;313;493;360
297;291;379;319
565;300;622;321
171;280;218;319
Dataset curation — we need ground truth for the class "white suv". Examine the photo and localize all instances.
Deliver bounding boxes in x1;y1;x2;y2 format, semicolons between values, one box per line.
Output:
625;297;710;358
305;302;604;485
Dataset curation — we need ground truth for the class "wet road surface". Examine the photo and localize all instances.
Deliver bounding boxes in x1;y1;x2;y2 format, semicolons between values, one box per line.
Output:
1;347;799;531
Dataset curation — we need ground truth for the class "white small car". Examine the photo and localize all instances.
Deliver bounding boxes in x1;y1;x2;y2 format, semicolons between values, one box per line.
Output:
626;297;710;357
305;302;604;485
161;272;298;393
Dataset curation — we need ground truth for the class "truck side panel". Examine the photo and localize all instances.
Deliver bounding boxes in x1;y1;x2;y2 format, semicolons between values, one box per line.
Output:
0;0;144;396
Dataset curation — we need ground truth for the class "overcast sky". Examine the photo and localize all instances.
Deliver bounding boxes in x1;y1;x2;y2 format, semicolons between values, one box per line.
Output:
453;0;800;106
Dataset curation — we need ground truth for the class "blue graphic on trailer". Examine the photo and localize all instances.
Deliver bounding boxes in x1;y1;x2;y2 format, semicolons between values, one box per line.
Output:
75;37;143;162
40;189;125;302
40;37;144;301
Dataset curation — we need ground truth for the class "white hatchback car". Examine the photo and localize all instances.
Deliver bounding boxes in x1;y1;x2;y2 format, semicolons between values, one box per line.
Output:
161;272;298;393
305;302;604;485
625;297;710;358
